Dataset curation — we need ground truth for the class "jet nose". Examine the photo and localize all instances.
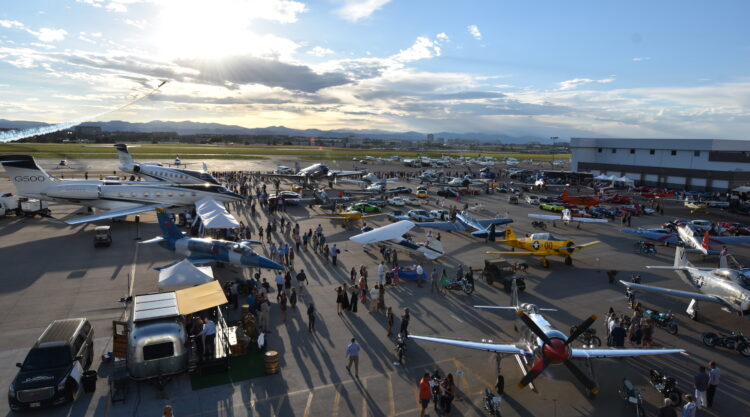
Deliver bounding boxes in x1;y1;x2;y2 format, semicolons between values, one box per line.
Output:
256;256;285;270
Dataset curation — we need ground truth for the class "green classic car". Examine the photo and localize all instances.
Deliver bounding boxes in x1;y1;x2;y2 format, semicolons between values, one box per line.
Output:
350;203;382;213
540;202;565;212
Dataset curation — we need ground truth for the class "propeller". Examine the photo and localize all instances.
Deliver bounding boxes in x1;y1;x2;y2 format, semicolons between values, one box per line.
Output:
517;311;600;394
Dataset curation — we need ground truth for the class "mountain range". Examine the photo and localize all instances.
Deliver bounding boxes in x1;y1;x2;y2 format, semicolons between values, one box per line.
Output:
0;119;564;144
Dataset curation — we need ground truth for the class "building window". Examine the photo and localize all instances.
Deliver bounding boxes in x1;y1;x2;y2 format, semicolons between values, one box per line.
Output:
597;148;602;153
630;149;635;154
671;150;677;156
650;149;655;155
694;150;700;157
611;148;617;154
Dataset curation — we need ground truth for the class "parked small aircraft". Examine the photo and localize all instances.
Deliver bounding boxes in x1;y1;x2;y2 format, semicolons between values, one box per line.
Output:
411;279;685;395
620;246;750;319
641;189;676;199
266;163;362;189
0;155;243;225
620;226;750;252
487;226;601;267
349;220;444;260
413;211;513;239
528;209;608;227
142;211;284;270
115;144;219;185
560;190;600;207
318;210;385;224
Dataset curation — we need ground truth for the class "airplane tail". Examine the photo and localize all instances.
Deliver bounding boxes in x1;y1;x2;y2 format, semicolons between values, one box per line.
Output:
562;189;569;197
0;155;56;196
504;225;517;242
674;246;691;268
702;231;711;251
114;143;134;166
156;210;183;247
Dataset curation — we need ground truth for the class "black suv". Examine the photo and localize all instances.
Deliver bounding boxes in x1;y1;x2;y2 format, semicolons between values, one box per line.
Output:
9;318;94;411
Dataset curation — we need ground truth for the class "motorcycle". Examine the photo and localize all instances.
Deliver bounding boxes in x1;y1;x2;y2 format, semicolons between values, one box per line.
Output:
430;370;442;410
531;220;547;230
482;387;502;417
649;368;682;406
633;240;657;255
445;277;474;295
702;331;750;357
394;333;407;364
569;326;601;347
618;378;646;417
643;309;678;335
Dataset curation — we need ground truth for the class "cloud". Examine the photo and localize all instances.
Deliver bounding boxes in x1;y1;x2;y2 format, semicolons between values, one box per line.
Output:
0;20;25;29
106;2;127;12
558;77;614;90
308;46;334;57
632;57;651;62
392;36;442;63
337;0;392;22
436;32;449;42
467;25;482;40
0;19;67;42
123;19;146;29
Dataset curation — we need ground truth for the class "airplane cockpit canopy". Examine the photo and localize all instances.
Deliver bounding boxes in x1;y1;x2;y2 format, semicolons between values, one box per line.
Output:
736;269;750;289
529;233;563;241
231;243;256;255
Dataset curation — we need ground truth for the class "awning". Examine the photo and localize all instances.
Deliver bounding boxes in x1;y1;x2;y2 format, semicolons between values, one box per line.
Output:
195;197;240;229
594;174;614;181
615;176;635;184
733;186;750;193
175;280;228;315
158;259;214;291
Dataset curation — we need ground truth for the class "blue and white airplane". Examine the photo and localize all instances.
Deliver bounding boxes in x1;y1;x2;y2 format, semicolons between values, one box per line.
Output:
350;220;444;260
413;211;513;239
142;210;284;270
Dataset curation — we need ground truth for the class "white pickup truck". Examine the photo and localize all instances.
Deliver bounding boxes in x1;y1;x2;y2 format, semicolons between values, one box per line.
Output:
0;193;50;217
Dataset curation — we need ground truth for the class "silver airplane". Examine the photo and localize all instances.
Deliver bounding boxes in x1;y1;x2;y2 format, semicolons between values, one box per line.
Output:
0;155;243;225
620;246;750;320
411;280;685;395
265;163;362;189
115;144;219;185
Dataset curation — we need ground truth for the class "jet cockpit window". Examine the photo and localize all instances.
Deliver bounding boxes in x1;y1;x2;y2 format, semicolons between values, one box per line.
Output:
712;270;733;280
736;270;750;289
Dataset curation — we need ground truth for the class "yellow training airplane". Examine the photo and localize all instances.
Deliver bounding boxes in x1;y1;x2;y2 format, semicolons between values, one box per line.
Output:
318;210;385;223
683;201;709;214
486;226;601;268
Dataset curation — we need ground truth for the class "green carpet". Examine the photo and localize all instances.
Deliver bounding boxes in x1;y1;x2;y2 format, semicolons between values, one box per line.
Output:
190;352;268;390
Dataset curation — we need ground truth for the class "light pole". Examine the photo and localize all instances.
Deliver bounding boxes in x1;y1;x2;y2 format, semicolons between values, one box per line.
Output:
550;136;559;168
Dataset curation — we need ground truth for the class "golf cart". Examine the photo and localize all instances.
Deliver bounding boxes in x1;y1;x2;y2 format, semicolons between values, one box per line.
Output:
94;226;112;248
481;258;525;292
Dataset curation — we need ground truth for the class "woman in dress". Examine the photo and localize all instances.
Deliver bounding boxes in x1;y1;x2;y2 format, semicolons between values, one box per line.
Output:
350;284;359;313
335;287;344;315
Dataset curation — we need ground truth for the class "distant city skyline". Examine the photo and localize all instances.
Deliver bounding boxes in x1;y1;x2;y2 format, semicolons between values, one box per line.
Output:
1;0;748;140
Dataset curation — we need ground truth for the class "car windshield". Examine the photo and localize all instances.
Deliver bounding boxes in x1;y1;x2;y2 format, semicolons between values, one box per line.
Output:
22;346;71;371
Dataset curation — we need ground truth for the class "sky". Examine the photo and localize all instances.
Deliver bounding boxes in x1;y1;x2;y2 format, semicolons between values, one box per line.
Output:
1;0;749;139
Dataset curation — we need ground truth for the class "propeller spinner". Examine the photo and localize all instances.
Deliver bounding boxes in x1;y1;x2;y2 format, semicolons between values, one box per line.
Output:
517;311;599;394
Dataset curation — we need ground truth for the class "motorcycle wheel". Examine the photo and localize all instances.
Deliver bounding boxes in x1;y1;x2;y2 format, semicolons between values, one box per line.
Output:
589;336;602;347
738;342;750;357
702;333;719;347
463;285;474;295
666;322;678;335
668;390;682;407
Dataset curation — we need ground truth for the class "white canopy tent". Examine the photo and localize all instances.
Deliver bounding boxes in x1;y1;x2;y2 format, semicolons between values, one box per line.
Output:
194;197;240;230
594;174;615;181
733;186;750;193
615;176;635;185
158;259;214;291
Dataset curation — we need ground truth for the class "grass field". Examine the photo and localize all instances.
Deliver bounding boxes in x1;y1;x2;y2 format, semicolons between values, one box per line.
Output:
0;142;570;161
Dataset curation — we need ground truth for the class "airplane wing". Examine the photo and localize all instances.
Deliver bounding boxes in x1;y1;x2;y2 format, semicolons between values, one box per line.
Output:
475;218;514;228
708;235;750;245
187;256;217;266
528;214;607;223
139;236;165;244
409;335;526;355
330;170;363;178
413;221;466;231
350;220;414;244
361;213;387;219
571;348;685;359
486;251;537;256
565;241;601;250
318;215;348;220
65;203;170;225
618;280;722;303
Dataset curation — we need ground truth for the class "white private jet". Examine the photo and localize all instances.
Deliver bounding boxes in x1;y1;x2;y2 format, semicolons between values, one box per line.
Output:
350;220;444;260
115;144;218;185
0;155;243;225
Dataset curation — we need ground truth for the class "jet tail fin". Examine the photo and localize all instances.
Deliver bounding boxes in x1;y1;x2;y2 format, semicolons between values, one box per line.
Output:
115;144;134;166
0;155;55;196
674;246;691;268
156;209;183;244
702;231;711;251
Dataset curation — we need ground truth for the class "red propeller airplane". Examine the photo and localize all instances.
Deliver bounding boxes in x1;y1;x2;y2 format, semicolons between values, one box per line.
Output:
560;189;600;207
641;189;675;199
410;280;686;395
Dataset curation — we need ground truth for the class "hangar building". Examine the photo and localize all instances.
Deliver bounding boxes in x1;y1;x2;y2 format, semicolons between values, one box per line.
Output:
570;138;750;191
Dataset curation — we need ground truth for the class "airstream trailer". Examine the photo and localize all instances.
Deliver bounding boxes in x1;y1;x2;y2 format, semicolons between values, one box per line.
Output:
127;293;188;380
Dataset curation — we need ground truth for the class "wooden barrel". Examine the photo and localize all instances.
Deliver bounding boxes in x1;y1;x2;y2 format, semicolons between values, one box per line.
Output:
264;350;280;375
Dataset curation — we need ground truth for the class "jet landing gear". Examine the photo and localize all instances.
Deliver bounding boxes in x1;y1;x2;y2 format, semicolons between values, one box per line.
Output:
564;256;573;266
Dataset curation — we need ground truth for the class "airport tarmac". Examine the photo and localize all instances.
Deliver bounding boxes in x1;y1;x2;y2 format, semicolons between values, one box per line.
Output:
0;159;748;416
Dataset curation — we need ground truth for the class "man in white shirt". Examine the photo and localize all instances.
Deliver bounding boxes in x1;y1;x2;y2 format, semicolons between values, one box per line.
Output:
198;317;216;360
275;273;284;300
345;338;361;378
707;361;720;408
377;262;385;286
416;264;424;288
